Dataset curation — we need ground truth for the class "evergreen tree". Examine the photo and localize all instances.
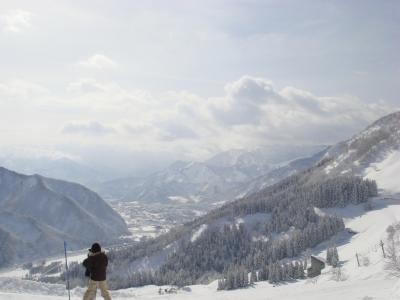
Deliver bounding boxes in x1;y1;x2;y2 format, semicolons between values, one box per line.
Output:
331;246;339;267
250;270;257;284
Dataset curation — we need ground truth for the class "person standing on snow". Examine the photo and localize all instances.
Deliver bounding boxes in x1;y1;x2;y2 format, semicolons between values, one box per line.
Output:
82;243;112;300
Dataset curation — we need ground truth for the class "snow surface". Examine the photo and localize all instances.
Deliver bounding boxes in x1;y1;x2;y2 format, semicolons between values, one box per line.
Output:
191;224;208;242
365;150;400;193
2;196;400;299
322;111;400;188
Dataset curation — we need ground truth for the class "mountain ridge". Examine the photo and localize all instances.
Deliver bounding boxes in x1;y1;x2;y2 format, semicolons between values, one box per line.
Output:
0;166;129;267
319;110;400;192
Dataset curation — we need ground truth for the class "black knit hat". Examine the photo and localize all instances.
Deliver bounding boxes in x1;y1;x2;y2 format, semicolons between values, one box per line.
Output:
89;243;101;253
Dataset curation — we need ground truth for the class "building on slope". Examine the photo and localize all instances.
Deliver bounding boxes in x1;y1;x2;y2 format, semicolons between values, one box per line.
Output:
307;256;325;278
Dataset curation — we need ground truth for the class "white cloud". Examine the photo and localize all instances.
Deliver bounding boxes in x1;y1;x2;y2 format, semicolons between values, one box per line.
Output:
66;78;149;113
0;79;48;99
60;76;398;151
210;76;284;125
1;10;32;33
67;78;118;94
1;76;397;163
156;120;199;141
225;76;278;105
77;54;118;70
205;76;397;146
0;80;53;110
62;120;116;136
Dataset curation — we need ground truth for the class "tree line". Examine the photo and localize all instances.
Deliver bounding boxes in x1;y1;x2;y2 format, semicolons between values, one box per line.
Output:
59;173;376;290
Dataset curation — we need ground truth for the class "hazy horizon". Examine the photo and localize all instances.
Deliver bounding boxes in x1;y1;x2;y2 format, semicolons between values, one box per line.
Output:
0;0;399;176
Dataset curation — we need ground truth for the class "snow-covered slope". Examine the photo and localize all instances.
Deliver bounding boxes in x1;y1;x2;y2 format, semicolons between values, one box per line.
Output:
365;150;400;193
322;111;400;192
0;167;129;266
1;195;399;300
237;148;327;196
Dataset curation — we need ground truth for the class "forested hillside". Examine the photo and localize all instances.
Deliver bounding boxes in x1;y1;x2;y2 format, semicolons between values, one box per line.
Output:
63;160;377;289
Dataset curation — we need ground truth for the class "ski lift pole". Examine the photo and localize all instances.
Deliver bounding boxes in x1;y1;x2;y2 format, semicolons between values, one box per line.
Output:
64;241;71;300
380;240;386;258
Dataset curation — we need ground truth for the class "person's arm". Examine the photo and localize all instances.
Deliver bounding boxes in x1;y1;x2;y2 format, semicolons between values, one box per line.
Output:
105;254;108;267
83;257;92;269
83;258;91;277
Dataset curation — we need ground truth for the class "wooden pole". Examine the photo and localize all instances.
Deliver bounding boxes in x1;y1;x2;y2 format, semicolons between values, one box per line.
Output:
380;240;386;258
356;253;360;267
64;241;71;300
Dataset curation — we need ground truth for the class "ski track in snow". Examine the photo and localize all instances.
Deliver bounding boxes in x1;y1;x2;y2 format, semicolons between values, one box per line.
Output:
1;196;400;300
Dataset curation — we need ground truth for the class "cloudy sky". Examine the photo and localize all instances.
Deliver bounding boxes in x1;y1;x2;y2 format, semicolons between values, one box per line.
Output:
0;0;399;175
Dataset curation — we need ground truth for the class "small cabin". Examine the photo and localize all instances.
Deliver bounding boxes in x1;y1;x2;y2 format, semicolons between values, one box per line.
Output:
307;256;326;278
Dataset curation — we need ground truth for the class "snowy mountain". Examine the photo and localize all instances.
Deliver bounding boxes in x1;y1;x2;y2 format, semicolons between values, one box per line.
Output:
98;145;327;204
99;146;329;240
320;111;400;192
0;167;129;267
235;148;328;197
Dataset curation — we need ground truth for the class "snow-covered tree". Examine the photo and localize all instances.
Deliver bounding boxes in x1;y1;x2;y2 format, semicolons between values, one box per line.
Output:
327;246;339;267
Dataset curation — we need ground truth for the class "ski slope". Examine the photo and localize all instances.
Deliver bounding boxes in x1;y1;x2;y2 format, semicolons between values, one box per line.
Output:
365;150;400;194
1;195;400;300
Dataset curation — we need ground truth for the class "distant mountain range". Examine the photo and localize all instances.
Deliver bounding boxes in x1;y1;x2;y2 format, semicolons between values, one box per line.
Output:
96;145;328;205
0;167;129;267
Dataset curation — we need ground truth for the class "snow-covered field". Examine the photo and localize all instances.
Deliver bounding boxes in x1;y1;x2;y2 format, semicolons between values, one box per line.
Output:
1;195;400;300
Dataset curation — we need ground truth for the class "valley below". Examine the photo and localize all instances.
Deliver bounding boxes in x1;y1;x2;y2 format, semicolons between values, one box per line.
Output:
109;200;210;240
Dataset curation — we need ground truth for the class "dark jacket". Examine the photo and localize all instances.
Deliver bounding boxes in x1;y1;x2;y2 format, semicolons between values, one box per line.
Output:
82;252;108;281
